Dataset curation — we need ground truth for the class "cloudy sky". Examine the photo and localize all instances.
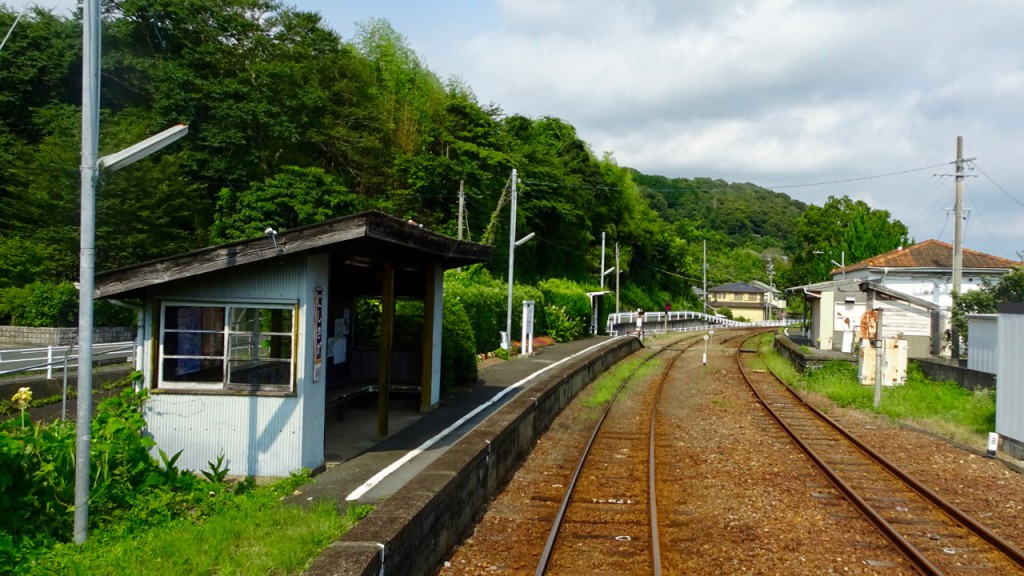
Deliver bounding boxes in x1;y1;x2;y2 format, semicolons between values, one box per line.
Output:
10;0;1024;260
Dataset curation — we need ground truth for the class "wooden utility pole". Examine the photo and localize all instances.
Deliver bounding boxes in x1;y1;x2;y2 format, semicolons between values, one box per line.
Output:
952;136;964;360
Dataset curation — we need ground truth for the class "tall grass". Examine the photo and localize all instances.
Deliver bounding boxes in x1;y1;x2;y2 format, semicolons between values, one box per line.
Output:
755;333;995;445
31;481;372;576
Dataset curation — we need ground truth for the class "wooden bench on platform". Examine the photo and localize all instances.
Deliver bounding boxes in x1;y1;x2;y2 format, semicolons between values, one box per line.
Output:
325;382;422;421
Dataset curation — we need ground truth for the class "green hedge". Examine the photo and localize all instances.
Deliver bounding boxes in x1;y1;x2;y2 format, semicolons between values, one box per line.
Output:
440;297;477;390
0;281;137;327
537;278;590;337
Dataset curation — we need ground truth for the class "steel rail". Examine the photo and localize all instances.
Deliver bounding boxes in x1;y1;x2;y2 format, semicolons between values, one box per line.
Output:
737;335;1024;575
534;334;692;576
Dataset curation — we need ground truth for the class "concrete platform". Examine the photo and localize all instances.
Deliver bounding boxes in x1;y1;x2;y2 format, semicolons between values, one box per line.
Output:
294;336;618;507
301;335;642;576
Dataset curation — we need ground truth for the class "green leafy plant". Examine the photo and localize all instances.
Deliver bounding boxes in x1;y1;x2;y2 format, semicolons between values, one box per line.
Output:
202;454;230;484
544;304;581;342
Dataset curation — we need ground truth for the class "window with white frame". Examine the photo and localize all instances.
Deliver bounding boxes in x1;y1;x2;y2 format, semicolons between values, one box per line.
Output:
159;302;296;392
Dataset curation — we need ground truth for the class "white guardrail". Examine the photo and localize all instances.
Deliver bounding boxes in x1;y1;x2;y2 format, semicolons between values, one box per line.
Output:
0;341;136;378
607;310;799;335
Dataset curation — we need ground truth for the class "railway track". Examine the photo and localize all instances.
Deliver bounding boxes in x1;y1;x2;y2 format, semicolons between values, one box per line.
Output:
532;333;693;575
534;329;770;575
738;335;1024;575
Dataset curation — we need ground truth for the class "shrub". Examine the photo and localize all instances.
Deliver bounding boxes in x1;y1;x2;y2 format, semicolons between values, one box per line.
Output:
545;304;581;342
536;278;589;337
441;297;477;391
0;379;231;571
445;269;505;353
0;280;137;327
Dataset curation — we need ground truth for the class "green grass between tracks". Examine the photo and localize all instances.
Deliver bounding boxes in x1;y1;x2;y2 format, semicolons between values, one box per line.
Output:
583;348;661;408
752;332;995;448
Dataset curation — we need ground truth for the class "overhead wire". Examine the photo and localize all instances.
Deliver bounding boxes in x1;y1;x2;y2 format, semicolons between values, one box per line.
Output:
963;179;1010;257
967;160;1024;210
765;161;955;189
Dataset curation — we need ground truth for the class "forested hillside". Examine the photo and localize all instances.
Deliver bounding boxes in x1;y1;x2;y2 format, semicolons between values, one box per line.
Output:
0;1;910;324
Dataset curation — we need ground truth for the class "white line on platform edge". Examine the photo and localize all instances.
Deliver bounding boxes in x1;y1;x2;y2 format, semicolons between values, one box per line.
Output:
344;338;623;501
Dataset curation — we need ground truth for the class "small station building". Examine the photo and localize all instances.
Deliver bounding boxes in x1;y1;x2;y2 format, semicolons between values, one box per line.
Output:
94;211;491;477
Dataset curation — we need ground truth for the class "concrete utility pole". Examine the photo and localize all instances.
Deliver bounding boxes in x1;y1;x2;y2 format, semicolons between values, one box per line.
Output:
615;243;620;314
75;0;100;545
600;232;606;289
505;169;518;350
702;240;707;314
952;136;964;360
457;180;465;241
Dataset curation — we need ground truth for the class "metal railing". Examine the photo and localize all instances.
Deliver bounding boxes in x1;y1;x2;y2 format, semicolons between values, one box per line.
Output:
606;310;799;336
0;341;135;378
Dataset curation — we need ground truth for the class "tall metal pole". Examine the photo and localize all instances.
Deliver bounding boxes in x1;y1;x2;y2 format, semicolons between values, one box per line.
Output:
74;0;101;544
457;180;464;241
600;232;606;289
615;242;620;314
702;240;707;314
505;169;517;350
952;136;964;360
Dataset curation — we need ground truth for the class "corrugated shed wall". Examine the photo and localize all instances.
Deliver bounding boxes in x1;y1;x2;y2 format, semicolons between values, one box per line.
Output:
967;315;998;375
155;257;306;301
996;309;1024;443
140;253;320;477
144;394;303;477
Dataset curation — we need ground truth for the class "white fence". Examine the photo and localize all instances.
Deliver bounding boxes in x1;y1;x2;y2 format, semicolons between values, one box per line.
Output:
0;341;136;378
607;310;798;335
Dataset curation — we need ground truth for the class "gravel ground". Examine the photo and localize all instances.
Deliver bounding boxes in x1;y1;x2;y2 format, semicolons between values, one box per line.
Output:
436;334;1024;575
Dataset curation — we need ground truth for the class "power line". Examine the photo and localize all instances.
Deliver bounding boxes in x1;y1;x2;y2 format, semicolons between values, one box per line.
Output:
767;161;954;189
967;160;1024;210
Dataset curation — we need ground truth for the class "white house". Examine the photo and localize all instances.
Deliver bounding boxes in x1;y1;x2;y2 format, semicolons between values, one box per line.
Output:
94;211;490;477
788;240;1018;357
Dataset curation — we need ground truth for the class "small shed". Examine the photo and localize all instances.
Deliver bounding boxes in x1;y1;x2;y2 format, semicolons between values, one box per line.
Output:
967;314;998;375
95;211;491;477
996;302;1024;460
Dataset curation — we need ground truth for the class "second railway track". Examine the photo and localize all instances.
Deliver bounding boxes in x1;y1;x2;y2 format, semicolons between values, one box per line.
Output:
738;335;1024;575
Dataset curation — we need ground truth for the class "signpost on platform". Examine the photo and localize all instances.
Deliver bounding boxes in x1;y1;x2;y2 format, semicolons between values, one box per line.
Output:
521;300;535;356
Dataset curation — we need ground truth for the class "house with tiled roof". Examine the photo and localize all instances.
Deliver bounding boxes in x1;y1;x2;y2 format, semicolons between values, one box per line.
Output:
788;240;1019;357
708;281;777;322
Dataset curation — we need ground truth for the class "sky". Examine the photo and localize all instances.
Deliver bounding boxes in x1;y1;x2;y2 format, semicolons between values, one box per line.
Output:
8;0;1024;261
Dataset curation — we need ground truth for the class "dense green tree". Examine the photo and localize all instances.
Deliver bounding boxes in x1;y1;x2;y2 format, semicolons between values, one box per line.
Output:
791;195;910;286
951;267;1024;346
212;165;365;241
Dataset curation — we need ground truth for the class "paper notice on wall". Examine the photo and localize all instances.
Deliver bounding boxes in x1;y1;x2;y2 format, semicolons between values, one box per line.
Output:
332;337;347;364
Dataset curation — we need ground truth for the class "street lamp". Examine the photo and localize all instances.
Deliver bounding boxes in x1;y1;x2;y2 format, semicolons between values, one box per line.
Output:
75;0;188;543
504;168;533;352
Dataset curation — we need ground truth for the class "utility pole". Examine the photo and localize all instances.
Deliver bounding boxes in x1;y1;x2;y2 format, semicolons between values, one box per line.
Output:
75;0;101;545
457;180;465;272
505;169;517;351
615;243;620;314
952;136;964;360
702;240;707;314
600;232;606;289
457;180;465;241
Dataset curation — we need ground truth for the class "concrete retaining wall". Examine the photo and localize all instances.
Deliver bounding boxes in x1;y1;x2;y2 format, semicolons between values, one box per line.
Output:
914;357;996;392
305;336;642;576
0;326;133;346
774;334;856;372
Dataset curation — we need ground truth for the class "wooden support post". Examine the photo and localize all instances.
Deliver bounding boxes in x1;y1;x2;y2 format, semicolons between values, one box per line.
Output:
377;262;395;438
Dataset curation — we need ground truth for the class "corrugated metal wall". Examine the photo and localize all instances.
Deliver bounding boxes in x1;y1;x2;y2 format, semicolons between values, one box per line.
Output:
967;315;998;375
141;253;323;477
996;308;1024;444
144;394;303;477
